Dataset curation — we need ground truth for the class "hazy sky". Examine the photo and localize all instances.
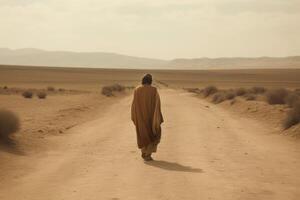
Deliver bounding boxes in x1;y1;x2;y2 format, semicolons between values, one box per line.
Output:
0;0;299;59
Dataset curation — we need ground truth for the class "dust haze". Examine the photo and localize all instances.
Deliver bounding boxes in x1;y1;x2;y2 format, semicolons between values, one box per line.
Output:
1;0;300;59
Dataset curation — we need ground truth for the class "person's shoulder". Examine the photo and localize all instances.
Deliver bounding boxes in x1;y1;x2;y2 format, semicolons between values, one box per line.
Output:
135;85;157;92
134;85;143;91
146;85;158;91
152;86;158;92
134;85;144;94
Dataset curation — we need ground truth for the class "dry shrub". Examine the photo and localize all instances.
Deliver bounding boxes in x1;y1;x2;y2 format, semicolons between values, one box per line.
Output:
250;86;266;94
285;93;299;107
283;102;300;129
0;110;20;143
101;84;125;97
225;91;236;100
211;90;235;104
111;84;125;92
235;88;247;96
244;94;256;101
22;90;33;98
102;86;113;96
58;88;65;92
3;86;8;89
202;86;218;97
37;91;47;99
212;92;225;104
47;86;55;91
265;88;288;105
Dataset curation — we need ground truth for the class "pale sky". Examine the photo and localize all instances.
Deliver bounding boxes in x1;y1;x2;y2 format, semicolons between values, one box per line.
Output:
0;0;299;59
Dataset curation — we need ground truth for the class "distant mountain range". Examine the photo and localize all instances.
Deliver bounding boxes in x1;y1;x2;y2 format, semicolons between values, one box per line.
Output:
1;48;300;69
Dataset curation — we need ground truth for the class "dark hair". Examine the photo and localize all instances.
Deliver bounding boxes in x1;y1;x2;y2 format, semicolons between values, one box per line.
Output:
142;74;152;85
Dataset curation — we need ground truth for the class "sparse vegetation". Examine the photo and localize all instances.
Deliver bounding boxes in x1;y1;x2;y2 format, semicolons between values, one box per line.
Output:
102;87;113;96
22;90;33;98
250;86;266;94
58;88;65;92
225;91;236;100
210;90;235;104
0;110;20;143
285;93;300;107
265;88;289;105
235;88;247;96
47;86;55;91
3;86;8;89
200;86;300;130
37;91;47;99
211;92;225;104
101;84;125;97
202;86;218;97
283;102;300;129
111;84;125;92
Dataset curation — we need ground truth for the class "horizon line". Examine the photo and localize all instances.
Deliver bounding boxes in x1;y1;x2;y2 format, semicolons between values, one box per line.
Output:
1;47;300;61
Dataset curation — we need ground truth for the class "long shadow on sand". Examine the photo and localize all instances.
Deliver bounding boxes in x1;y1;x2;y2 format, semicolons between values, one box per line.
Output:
145;160;203;173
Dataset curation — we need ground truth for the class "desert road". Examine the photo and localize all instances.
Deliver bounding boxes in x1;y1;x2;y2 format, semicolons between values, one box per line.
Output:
0;89;299;200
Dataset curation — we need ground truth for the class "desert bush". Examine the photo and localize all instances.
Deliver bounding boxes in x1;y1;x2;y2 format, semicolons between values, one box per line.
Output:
285;93;299;107
211;92;225;104
47;86;55;91
3;86;8;89
37;91;47;99
283;102;300;129
265;88;288;105
202;86;218;97
244;94;256;101
22;90;33;98
0;110;20;142
211;90;235;104
58;88;65;92
235;88;247;96
102;86;113;96
250;86;266;94
101;84;125;97
225;91;236;100
111;84;125;92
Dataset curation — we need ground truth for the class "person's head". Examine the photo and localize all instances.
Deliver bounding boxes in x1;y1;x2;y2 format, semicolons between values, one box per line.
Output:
142;74;152;85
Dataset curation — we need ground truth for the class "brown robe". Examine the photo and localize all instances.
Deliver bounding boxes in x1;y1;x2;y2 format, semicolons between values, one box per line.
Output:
131;85;164;149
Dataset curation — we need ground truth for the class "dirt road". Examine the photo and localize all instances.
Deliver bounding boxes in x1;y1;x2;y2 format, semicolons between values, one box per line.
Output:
1;89;299;200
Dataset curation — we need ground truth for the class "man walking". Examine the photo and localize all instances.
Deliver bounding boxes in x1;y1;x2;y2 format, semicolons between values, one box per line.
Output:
131;74;164;161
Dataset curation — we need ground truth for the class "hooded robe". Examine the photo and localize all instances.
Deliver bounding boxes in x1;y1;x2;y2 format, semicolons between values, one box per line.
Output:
131;85;164;149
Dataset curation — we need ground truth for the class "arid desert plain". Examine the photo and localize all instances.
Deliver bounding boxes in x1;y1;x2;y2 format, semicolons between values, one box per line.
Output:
0;65;300;200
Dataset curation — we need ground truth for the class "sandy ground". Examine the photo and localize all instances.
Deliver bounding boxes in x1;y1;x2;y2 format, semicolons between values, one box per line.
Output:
0;92;127;153
1;66;300;90
0;89;299;200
